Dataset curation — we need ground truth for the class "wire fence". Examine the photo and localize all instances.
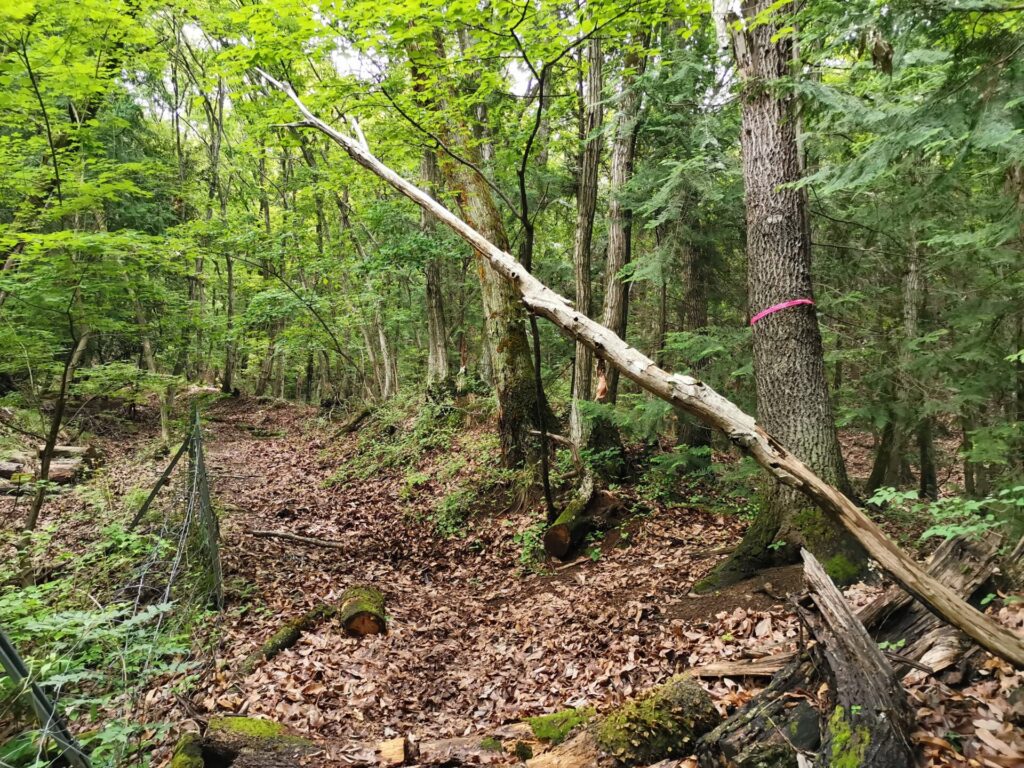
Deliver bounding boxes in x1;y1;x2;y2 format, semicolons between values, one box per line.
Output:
1;404;224;767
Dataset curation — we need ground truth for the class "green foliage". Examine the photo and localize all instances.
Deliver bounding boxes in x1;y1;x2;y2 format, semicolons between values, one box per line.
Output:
868;485;1024;542
511;520;547;571
0;524;201;765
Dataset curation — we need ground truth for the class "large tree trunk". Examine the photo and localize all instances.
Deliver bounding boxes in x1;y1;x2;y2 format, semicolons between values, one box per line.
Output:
599;51;643;405
262;70;1024;667
434;102;540;468
699;0;866;591
568;38;603;447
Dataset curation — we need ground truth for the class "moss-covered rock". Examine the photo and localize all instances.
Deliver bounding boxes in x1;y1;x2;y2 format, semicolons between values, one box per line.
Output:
594;675;720;766
527;707;596;744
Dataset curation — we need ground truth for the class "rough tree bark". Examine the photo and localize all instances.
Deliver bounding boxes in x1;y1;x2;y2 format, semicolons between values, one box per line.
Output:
698;0;867;591
430;48;542;469
260;68;1024;667
568;37;603;447
599;50;644;406
676;239;714;458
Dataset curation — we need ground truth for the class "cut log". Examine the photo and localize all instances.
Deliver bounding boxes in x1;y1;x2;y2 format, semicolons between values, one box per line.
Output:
48;458;83;484
238;603;336;675
697;550;914;768
339;586;386;636
260;71;1024;667
544;475;595;559
0;461;26;479
528;675;720;768
375;736;407;766
544;481;625;560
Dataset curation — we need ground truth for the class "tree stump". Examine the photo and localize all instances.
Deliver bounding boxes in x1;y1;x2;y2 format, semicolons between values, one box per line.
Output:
339;586;386;636
697;550;914;768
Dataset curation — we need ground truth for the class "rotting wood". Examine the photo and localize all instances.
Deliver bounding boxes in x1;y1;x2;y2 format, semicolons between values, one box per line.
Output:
528;675;719;768
259;69;1024;668
339;585;386;636
691;654;793;678
697;550;915;768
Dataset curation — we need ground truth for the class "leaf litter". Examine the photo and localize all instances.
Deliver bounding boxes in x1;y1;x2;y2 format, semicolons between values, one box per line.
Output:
2;397;1021;767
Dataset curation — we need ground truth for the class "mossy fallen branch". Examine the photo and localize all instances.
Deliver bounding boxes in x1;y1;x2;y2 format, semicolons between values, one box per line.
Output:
238;603;336;675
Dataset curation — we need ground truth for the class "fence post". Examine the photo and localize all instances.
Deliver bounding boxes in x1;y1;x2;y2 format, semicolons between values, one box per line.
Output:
0;628;91;768
189;405;224;609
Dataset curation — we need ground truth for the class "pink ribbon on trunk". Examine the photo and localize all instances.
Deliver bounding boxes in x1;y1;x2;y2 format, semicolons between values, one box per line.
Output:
750;298;815;326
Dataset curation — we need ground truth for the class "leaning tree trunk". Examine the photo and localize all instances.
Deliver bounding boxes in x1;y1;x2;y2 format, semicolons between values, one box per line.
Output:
260;69;1024;668
568;37;603;447
698;0;867;591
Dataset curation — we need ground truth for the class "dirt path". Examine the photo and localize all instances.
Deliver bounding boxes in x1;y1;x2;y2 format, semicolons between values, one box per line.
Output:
194;398;798;742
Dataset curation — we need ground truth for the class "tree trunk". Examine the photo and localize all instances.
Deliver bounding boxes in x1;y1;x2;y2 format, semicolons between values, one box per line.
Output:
263;69;1024;666
421;149;451;388
599;51;643;405
699;0;866;590
438;138;539;469
568;37;603;447
676;240;713;458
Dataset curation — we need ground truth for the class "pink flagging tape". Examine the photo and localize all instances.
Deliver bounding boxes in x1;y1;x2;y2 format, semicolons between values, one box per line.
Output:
750;298;815;326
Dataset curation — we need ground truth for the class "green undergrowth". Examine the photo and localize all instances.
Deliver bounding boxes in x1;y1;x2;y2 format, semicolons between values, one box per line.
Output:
328;393;518;538
0;479;216;765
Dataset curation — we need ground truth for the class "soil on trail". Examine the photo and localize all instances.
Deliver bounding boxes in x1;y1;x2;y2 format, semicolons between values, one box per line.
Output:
190;398;792;741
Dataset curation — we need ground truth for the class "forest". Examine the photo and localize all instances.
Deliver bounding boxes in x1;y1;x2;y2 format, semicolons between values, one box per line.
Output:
1;0;1023;766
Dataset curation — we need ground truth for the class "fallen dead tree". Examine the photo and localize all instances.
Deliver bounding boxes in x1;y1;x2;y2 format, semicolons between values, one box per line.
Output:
238;603;337;676
697;550;915;768
237;587;386;675
693;531;1010;683
259;69;1024;668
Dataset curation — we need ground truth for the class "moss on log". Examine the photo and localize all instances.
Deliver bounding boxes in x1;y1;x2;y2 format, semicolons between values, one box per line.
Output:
184;717;316;768
527;707;596;744
544;483;625;560
239;603;336;675
595;675;720;764
339;585;386;635
528;676;719;768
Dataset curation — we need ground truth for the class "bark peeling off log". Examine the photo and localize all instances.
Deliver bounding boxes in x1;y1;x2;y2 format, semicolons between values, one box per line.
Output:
259;70;1024;669
698;551;914;768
